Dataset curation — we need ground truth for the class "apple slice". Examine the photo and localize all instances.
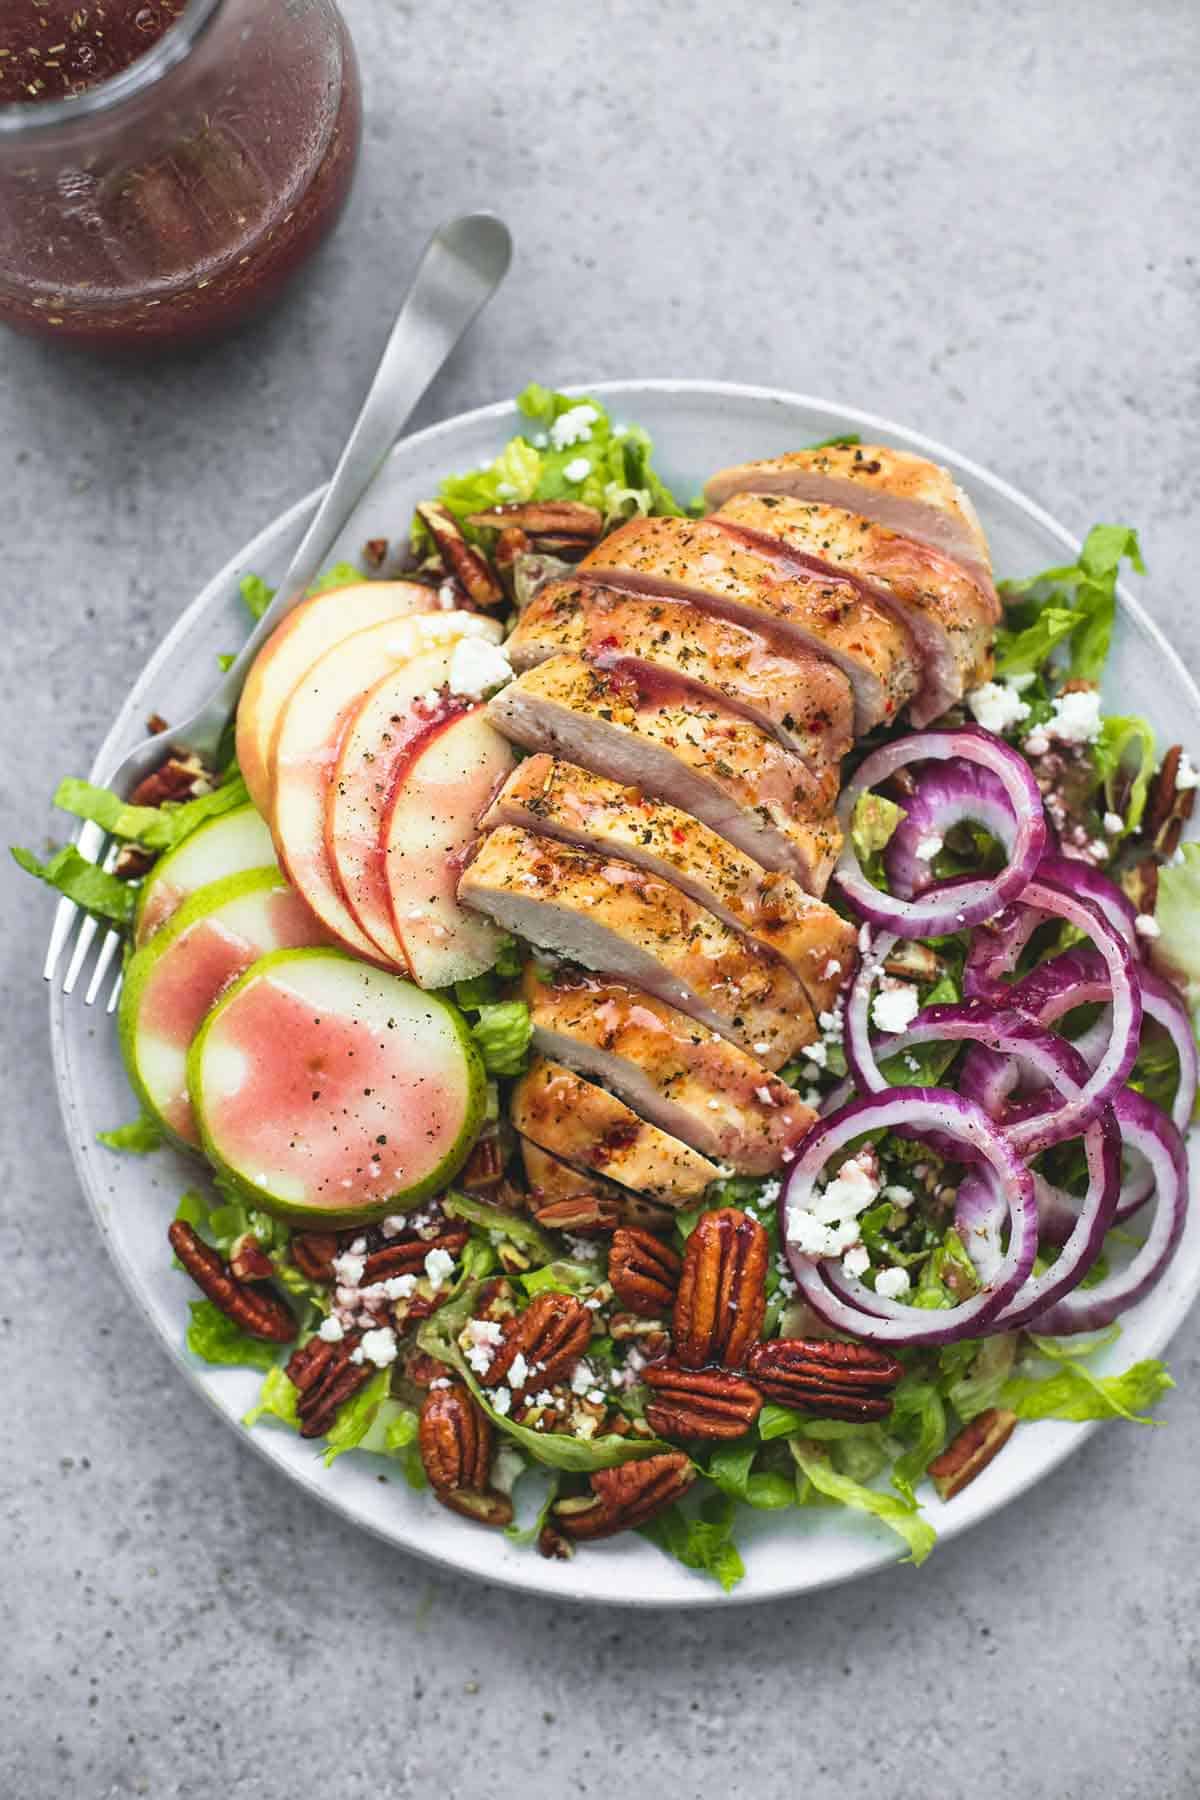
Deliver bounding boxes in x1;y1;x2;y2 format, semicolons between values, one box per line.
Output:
119;868;327;1146
188;947;485;1224
134;802;275;946
236;580;435;815
380;708;517;987
269;611;500;962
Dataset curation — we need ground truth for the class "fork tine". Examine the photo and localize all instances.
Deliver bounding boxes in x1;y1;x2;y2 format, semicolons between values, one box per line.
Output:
85;925;123;1007
106;965;124;1015
61;835;118;996
42;819;107;981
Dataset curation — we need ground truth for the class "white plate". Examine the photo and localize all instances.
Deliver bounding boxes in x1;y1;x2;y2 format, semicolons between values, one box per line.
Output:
50;380;1200;1608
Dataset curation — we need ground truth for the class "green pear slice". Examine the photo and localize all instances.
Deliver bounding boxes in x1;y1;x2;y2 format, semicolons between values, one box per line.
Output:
134;803;275;946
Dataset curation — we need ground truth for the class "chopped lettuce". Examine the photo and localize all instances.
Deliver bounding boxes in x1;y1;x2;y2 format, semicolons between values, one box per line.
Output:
322;1367;392;1466
789;1440;936;1565
239;572;274;620
993;606;1085;679
944;1334;1018;1422
999;1356;1173;1423
706;1441;796;1510
470;1001;533;1077
443;1192;556;1263
1093;715;1156;837
52;772;250;853
243;1366;300;1429
520;1260;600;1299
640;1493;745;1593
11;844;137;925
184;1299;282;1371
889;1376;948;1504
505;1468;563;1546
998;523;1144;684
97;1113;163;1154
1151;842;1200;1011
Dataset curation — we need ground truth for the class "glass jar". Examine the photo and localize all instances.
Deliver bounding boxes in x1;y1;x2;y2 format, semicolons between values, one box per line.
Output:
0;0;361;347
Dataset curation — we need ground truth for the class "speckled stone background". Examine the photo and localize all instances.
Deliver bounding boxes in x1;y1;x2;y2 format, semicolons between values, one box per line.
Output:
3;3;1199;1795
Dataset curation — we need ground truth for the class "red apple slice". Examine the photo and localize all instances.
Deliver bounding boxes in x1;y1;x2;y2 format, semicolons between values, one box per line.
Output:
270;612;499;961
381;707;517;987
236;580;435;815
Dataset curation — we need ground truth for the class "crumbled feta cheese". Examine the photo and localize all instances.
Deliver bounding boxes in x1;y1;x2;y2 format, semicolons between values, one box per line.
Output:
1135;913;1161;939
755;1085;777;1107
317;1316;345;1343
915;834;943;861
874;1266;912;1300
786;1209;862;1257
810;1148;882;1226
466;1318;504;1347
882;1184;915;1206
1049;689;1102;744
842;1244;871;1279
586;1389;606;1406
1176;753;1200;791
1104;812;1125;835
562;456;592;483
533;1389;557;1408
822;959;842;980
758;1178;782;1205
331;1252;365;1288
412;610;495;646
966;680;1030;734
754;1041;772;1056
871;979;921;1035
491;1386;512;1416
424;1246;455;1290
804;1040;828;1069
1024;727;1050;755
381;1215;408;1238
548;404;599;450
447;633;512;701
359;1326;398;1367
507;1350;530;1390
570;1361;595;1395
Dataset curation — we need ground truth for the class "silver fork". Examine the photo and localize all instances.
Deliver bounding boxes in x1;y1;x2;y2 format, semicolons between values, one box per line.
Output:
43;212;513;1012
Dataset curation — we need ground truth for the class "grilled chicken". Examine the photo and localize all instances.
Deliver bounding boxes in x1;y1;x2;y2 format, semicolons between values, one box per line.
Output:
524;967;815;1175
580;515;919;733
487;655;842;892
520;1139;674;1232
711;495;997;725
702;444;996;605
507;579;853;765
459;826;816;1064
511;1057;719;1204
483;756;855;1017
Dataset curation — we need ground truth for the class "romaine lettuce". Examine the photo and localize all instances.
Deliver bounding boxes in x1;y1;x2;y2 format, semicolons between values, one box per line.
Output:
640;1493;746;1592
999;1356;1173;1423
97;1114;163;1154
184;1299;282;1371
11;844;136;925
52;772;250;853
1153;843;1200;1012
789;1439;936;1564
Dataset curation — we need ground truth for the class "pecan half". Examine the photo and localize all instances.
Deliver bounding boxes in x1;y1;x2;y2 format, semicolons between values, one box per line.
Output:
363;535;389;570
114;844;155;880
457;1133;507;1193
672;1207;767;1369
415;501;503;607
609;1228;682;1317
285;1334;374;1439
1143;743;1197;859
419;1381;492;1493
227;1232;274;1284
360;1226;469;1286
642;1362;762;1441
130;752;213;809
553;1452;695;1541
927;1407;1017;1500
746;1337;903;1422
290;1231;340;1284
465;500;604;539
533;1195;622;1234
493;525;531;575
482;1292;592;1391
145;711;169;736
440;1488;514;1526
168;1221;296;1343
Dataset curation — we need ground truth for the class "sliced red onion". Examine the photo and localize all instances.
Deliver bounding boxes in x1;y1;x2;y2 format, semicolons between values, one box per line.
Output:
834;727;1048;939
1027;1090;1189;1333
963;854;1140;998
780;1087;1038;1346
883;762;1016;899
1036;854;1140;952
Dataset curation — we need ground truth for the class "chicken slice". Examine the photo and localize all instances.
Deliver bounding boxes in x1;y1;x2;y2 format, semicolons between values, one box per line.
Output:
459;826;816;1065
487;655;841;893
712;494;996;725
507;578;853;766
524;967;815;1176
580;515;919;733
520;1139;674;1233
482;756;855;1017
702;443;996;604
510;1057;718;1205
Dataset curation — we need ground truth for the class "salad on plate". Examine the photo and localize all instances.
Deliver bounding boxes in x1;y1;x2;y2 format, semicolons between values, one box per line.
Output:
19;384;1199;1593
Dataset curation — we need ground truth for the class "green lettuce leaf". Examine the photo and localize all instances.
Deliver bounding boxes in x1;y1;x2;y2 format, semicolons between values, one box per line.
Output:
640;1493;745;1592
505;1468;562;1546
993;607;1084;678
1000;523;1143;684
520;1260;601;1299
943;1333;1018;1422
52;773;250;853
1094;715;1156;837
999;1356;1173;1423
242;1366;300;1429
789;1440;936;1564
184;1299;282;1371
322;1367;392;1466
1151;842;1200;1012
443;1191;557;1263
239;573;274;620
97;1114;163;1154
12;844;136;925
470;1001;532;1077
308;561;364;595
706;1442;796;1510
889;1376;947;1504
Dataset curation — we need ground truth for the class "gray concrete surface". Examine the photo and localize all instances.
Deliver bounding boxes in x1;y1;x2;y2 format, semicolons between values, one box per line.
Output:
3;2;1198;1795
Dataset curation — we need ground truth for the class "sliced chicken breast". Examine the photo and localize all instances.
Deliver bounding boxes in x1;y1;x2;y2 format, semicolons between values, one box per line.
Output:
511;1057;719;1205
524;967;816;1176
520;1139;674;1233
483;756;855;1016
580;515;919;733
712;494;996;725
702;443;996;604
508;578;853;765
459;826;816;1065
487;655;842;893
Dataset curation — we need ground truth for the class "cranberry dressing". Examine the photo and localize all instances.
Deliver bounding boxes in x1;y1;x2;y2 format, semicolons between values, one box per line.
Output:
0;0;361;346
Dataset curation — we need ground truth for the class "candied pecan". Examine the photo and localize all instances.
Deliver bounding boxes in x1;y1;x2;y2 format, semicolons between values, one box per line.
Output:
883;941;943;982
1122;858;1159;916
473;1276;519;1322
114;844;155;880
609;1228;682;1317
533;1195;622;1234
642;1362;762;1441
285;1334;373;1439
415;501;503;607
440;1489;514;1526
168;1221;296;1343
360;1226;469;1285
362;536;389;570
553;1452;695;1541
290;1231;340;1284
419;1382;492;1494
229;1233;274;1284
465;500;604;539
458;1134;507;1193
746;1337;903;1422
145;711;169;736
524;533;596;559
1143;744;1197;859
928;1407;1017;1500
537;1521;575;1561
672;1207;767;1369
482;1292;592;1391
494;525;531;575
404;1351;448;1389
129;752;212;809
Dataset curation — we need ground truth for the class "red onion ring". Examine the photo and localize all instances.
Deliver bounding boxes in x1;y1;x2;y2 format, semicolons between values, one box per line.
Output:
883;763;1016;899
964;854;1140;998
780;1088;1038;1346
834;727;1048;940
